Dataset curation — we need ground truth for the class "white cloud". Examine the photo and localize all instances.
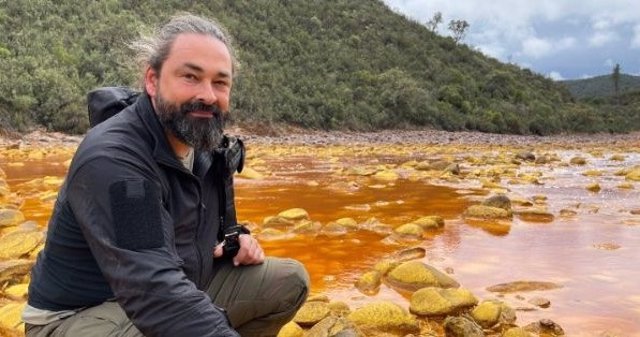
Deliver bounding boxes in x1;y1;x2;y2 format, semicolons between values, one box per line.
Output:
604;58;615;68
588;31;618;47
632;24;640;48
558;37;577;49
522;37;553;58
548;71;564;80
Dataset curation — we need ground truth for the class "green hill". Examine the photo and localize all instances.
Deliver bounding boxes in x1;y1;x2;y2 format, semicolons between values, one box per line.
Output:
561;74;640;99
0;0;638;134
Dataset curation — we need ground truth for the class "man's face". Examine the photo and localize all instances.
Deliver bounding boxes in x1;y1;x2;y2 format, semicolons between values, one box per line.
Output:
145;33;233;151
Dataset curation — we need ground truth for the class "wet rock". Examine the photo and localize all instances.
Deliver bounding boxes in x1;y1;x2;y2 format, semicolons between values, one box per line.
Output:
409;287;477;316
328;301;351;317
321;222;350;236
569;156;587;165
355;270;382;296
586;183;601;192
373;170;399;182
625;168;640;181
3;283;28;300
256;228;294;241
347;301;419;337
464;205;513;220
277;321;304;337
535;155;551;164
515;151;535;162
559;209;577;217
345;166;378;176
304;316;338;337
0;325;22;337
0;259;34;283
335;217;359;230
486;281;562;293
386;261;459;292
523;318;565;336
293;301;331;327
582;170;604;177
393;223;424;240
514;208;554;222
394;247;426;262
617;182;634;189
373;260;400;275
609;154;625;161
502;327;533;337
0;230;44;259
0;209;25;227
263;216;296;229
471;300;516;329
0;302;25;329
307;295;330;303
528;296;551;308
278;208;310;221
593;242;621;250
236;166;264;179
292;220;321;234
482;194;512;211
411;216;444;229
443;316;484;337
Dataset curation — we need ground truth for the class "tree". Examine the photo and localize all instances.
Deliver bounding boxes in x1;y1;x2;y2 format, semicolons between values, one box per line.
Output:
448;19;469;43
612;63;621;105
426;11;442;33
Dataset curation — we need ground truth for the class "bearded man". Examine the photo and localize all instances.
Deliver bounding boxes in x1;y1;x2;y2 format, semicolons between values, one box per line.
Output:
24;14;309;337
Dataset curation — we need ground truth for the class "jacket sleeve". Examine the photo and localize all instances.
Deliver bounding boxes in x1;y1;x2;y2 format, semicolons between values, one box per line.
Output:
66;156;239;337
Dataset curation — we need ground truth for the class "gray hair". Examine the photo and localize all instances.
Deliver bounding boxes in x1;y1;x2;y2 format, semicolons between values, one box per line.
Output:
131;13;239;76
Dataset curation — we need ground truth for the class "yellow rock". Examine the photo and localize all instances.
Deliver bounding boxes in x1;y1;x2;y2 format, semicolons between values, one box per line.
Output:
503;327;534;337
236;166;264;179
411;216;444;229
617;182;634;189
293;301;330;326
471;300;501;328
7;162;24;167
42;176;64;187
569;156;587;165
0;210;25;227
586;183;601;192
463;205;512;219
277;321;304;337
409;287;478;316
610;154;626;161
393;223;424;238
347;301;419;336
582;170;604;177
278;208;309;221
626;169;640;181
0;230;44;259
373;170;399;182
0;302;25;329
355;270;382;296
4;283;28;300
335;217;358;229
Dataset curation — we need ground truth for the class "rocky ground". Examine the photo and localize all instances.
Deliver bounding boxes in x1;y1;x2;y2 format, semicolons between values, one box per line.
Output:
2;128;640;148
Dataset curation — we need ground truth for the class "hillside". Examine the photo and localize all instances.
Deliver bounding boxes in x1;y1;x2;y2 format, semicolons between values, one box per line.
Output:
0;0;637;134
561;74;640;99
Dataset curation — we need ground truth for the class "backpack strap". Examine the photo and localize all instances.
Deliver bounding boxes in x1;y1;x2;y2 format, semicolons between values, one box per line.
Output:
87;87;140;127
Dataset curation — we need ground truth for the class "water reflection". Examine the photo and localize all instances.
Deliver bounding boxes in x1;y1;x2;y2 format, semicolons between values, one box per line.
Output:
2;143;640;336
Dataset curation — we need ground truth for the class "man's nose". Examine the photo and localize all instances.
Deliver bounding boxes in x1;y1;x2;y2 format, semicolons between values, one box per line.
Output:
196;83;218;105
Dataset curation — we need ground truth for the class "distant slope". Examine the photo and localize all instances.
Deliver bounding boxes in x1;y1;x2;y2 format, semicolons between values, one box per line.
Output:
561;74;640;99
0;0;638;134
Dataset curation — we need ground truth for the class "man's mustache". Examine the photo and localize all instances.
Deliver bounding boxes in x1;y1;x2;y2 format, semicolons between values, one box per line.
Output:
179;101;224;117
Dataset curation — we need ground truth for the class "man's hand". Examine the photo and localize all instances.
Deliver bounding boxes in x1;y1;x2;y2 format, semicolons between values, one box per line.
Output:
214;234;265;266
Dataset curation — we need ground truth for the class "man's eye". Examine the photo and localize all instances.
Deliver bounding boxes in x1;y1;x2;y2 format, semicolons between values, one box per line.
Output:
184;74;198;81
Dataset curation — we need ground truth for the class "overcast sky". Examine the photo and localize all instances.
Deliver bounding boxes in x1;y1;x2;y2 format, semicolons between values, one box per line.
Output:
383;0;640;80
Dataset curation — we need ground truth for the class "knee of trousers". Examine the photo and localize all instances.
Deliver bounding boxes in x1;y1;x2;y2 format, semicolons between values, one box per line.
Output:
272;258;310;312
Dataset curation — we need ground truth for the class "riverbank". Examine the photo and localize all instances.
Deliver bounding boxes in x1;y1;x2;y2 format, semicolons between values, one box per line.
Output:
2;128;640;148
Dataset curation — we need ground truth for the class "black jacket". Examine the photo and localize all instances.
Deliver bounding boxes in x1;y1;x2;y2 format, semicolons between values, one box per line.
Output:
28;92;240;336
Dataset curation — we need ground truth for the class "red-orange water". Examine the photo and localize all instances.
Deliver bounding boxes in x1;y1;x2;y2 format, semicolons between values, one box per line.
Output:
2;144;640;336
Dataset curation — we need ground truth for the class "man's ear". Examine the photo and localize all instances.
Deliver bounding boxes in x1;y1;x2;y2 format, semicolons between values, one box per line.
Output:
144;67;158;98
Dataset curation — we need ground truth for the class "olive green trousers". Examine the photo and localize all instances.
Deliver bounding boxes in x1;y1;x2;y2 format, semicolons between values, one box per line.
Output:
26;257;309;337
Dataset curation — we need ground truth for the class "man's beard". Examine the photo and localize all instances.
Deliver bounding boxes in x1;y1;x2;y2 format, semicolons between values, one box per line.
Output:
155;93;226;152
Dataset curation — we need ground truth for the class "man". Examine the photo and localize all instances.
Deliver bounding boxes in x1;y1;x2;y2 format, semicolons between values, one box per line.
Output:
23;14;309;337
